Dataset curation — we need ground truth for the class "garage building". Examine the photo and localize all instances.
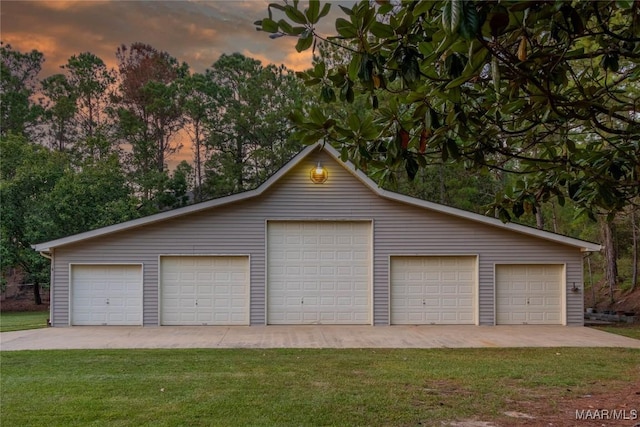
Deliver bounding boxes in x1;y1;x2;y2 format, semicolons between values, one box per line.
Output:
33;143;601;327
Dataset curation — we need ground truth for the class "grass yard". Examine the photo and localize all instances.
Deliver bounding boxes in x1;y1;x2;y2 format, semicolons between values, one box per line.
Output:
1;348;638;426
592;324;640;340
0;311;49;332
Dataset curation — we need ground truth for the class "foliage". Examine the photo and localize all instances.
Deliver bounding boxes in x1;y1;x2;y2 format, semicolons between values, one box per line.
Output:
257;0;640;220
0;135;66;300
0;42;44;138
40;73;78;151
62;52;118;161
115;43;188;203
1;348;638;426
202;53;307;197
179;72;222;202
0;135;139;297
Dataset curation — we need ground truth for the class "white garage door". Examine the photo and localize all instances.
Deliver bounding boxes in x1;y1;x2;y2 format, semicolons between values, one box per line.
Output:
71;264;142;326
267;221;371;324
496;264;563;325
391;256;476;325
160;256;249;326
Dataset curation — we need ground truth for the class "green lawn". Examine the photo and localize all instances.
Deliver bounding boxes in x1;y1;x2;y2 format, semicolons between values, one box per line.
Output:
1;348;638;426
592;324;640;340
0;311;49;332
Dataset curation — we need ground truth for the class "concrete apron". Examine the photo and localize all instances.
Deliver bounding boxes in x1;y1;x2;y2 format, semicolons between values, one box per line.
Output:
1;325;639;351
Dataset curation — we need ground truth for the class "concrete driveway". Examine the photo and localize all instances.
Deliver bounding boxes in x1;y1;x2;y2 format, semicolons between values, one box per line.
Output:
1;325;639;351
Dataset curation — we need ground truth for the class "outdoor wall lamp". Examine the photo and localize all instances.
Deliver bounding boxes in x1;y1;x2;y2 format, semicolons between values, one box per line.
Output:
310;162;328;184
571;282;580;293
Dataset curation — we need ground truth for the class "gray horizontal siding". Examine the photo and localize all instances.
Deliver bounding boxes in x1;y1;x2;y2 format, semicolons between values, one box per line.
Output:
51;150;586;327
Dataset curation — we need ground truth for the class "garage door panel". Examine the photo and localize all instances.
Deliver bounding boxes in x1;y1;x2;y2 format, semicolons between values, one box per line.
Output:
71;264;142;326
268;221;371;325
160;256;249;326
391;256;476;325
496;264;563;325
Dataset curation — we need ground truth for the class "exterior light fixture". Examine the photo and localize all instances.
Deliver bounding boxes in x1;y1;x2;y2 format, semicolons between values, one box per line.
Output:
310;162;328;184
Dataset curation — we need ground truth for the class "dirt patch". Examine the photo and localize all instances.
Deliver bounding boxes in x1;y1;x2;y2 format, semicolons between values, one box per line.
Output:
489;381;640;427
0;293;50;312
585;282;640;316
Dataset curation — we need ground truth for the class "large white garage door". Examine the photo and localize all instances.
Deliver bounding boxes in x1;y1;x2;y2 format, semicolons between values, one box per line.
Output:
496;264;563;325
391;256;476;325
267;221;371;324
160;256;249;326
71;264;143;326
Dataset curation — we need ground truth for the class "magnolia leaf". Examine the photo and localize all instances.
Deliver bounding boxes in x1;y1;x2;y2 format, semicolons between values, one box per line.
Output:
306;0;320;24
442;0;461;35
370;21;394;38
285;6;308;25
458;1;480;39
295;33;313;52
405;155;419;180
320;85;336;103
260;18;279;33
319;3;331;19
347;113;361;132
268;3;286;12
278;19;294;34
339;4;354;16
336;18;358;38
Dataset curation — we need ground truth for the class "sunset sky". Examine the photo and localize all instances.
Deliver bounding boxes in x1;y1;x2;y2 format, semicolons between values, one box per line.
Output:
1;0;342;76
1;0;345;166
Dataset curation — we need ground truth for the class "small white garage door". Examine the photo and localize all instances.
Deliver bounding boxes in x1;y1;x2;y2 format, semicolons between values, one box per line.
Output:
71;264;143;326
160;256;249;326
267;221;371;324
496;264;563;325
391;256;476;325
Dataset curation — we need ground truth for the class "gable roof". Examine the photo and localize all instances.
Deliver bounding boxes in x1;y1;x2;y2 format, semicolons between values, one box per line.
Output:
33;142;602;253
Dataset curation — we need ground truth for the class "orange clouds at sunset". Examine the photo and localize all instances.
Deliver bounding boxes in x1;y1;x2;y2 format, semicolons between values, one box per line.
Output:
1;0;343;168
0;0;334;77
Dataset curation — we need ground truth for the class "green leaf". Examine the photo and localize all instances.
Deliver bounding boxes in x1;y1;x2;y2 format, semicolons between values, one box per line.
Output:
278;19;294;34
442;0;461;34
339;5;354;16
319;3;331;19
336;18;358;38
370;21;394;38
295;33;313;52
444;74;470;90
378;3;394;15
306;0;320;24
309;107;326;124
446;138;460;159
502;99;526;114
285;6;308;24
261;18;279;33
347;113;360;132
458;1;480;39
268;3;286;12
405;155;419;180
313;61;326;77
348;56;361;81
320;85;336;103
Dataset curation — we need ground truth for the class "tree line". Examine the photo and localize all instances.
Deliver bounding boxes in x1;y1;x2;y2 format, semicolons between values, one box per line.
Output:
0;42;308;302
